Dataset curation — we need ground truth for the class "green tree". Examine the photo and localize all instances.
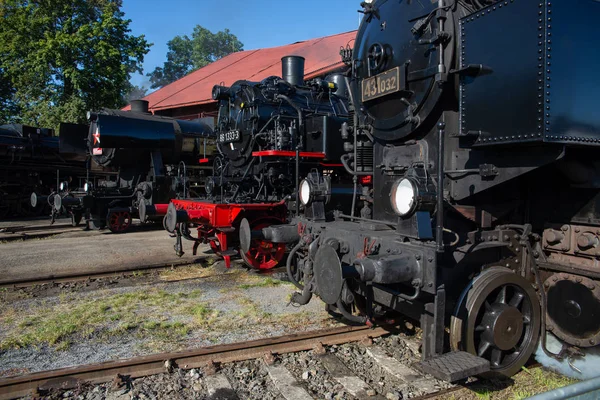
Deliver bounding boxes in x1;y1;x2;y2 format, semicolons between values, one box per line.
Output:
148;26;243;89
0;0;151;129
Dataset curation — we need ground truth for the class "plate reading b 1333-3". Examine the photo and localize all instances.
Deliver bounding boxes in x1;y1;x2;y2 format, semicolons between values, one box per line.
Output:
361;67;400;102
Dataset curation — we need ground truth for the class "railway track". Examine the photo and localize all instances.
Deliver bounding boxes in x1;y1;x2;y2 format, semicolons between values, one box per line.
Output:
0;259;212;289
0;325;393;400
0;259;286;290
0;221;81;242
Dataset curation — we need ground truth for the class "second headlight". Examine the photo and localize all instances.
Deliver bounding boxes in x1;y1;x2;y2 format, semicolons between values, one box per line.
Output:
390;178;417;217
299;179;312;205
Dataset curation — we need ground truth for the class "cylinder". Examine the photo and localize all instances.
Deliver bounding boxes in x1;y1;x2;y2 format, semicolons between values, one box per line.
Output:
326;73;348;98
130;100;150;114
281;56;305;87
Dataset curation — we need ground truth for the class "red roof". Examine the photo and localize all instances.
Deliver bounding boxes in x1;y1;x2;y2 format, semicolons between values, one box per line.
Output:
126;31;357;112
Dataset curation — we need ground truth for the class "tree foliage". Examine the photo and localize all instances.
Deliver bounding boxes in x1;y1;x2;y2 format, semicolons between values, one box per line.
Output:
0;0;150;129
148;26;243;89
124;84;149;103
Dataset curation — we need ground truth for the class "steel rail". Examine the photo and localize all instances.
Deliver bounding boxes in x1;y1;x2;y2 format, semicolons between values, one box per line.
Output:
0;325;390;400
0;259;208;289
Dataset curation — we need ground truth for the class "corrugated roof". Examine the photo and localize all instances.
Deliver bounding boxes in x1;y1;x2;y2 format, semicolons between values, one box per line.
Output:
126;30;357;112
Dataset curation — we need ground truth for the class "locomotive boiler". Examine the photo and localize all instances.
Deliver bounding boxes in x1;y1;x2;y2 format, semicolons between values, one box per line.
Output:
263;0;600;381
164;56;353;269
207;55;349;205
54;100;214;232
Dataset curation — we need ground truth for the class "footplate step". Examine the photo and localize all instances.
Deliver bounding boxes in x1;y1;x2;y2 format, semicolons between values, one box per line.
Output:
415;351;489;382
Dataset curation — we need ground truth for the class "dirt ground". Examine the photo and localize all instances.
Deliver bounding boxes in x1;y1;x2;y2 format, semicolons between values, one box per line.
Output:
0;222;206;282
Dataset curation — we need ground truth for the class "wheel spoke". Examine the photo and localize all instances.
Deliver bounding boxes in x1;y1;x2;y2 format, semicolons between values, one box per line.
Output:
477;340;491;357
496;286;508;304
475;324;486;332
509;291;524;308
523;315;531;325
491;349;503;367
484;301;493;311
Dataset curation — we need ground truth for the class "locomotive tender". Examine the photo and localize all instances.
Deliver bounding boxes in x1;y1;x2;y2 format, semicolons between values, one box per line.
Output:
54;101;214;232
262;0;600;380
1;123;94;220
164;56;353;269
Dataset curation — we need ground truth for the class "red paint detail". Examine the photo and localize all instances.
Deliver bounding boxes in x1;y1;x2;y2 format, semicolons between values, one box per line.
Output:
320;162;343;167
241;219;287;270
120;31;357;112
107;210;131;233
199;158;209;164
252;150;325;158
93;130;100;145
92;148;102;156
360;176;373;185
171;199;287;269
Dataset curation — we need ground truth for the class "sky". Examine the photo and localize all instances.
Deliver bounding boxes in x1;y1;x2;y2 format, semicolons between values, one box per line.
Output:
121;0;363;88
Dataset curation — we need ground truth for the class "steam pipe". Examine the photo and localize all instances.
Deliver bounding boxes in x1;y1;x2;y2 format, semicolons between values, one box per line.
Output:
290;278;314;306
275;94;303;216
436;121;445;252
336;299;368;324
341;154;370;176
287;240;305;290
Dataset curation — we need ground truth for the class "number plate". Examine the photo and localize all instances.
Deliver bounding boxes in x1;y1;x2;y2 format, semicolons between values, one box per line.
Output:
361;67;400;102
218;130;241;144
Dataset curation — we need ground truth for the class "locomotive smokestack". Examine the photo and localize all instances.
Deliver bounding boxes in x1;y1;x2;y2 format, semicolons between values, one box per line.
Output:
130;99;150;114
282;56;305;87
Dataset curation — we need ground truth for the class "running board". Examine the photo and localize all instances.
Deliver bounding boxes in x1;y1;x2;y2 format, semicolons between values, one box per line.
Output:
415;351;490;382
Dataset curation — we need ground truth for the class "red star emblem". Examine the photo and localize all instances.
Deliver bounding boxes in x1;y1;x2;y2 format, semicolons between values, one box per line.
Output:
93;128;100;145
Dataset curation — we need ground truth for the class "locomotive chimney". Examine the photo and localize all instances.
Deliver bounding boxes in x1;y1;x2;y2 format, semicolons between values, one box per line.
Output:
281;56;305;86
130;99;150;114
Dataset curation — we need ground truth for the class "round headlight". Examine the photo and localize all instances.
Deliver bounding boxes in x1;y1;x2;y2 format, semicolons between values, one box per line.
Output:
299;179;311;205
59;182;65;191
391;178;417;217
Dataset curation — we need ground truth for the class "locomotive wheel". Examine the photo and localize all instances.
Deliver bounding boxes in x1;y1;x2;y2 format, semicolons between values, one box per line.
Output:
106;210;132;233
450;267;541;378
240;220;286;270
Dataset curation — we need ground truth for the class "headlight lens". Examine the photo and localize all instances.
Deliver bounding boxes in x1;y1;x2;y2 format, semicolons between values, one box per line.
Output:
84;183;89;192
59;182;65;191
391;178;416;217
299;179;311;205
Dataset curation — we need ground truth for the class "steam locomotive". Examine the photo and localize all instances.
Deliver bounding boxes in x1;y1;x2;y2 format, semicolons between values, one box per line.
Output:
0;123;92;220
259;0;600;381
164;56;353;269
51;101;214;232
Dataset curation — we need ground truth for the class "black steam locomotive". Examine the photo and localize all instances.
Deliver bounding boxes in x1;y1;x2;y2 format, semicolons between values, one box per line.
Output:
0;123;92;219
261;0;600;381
53;101;214;232
208;56;350;207
163;56;353;270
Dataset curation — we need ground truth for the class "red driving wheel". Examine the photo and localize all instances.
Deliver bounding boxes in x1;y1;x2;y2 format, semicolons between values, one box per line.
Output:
107;210;132;233
241;220;286;270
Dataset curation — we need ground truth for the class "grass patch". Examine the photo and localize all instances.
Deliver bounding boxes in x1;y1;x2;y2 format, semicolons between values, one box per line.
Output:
183;303;220;326
158;262;241;282
435;366;577;400
237;277;289;290
0;288;201;350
